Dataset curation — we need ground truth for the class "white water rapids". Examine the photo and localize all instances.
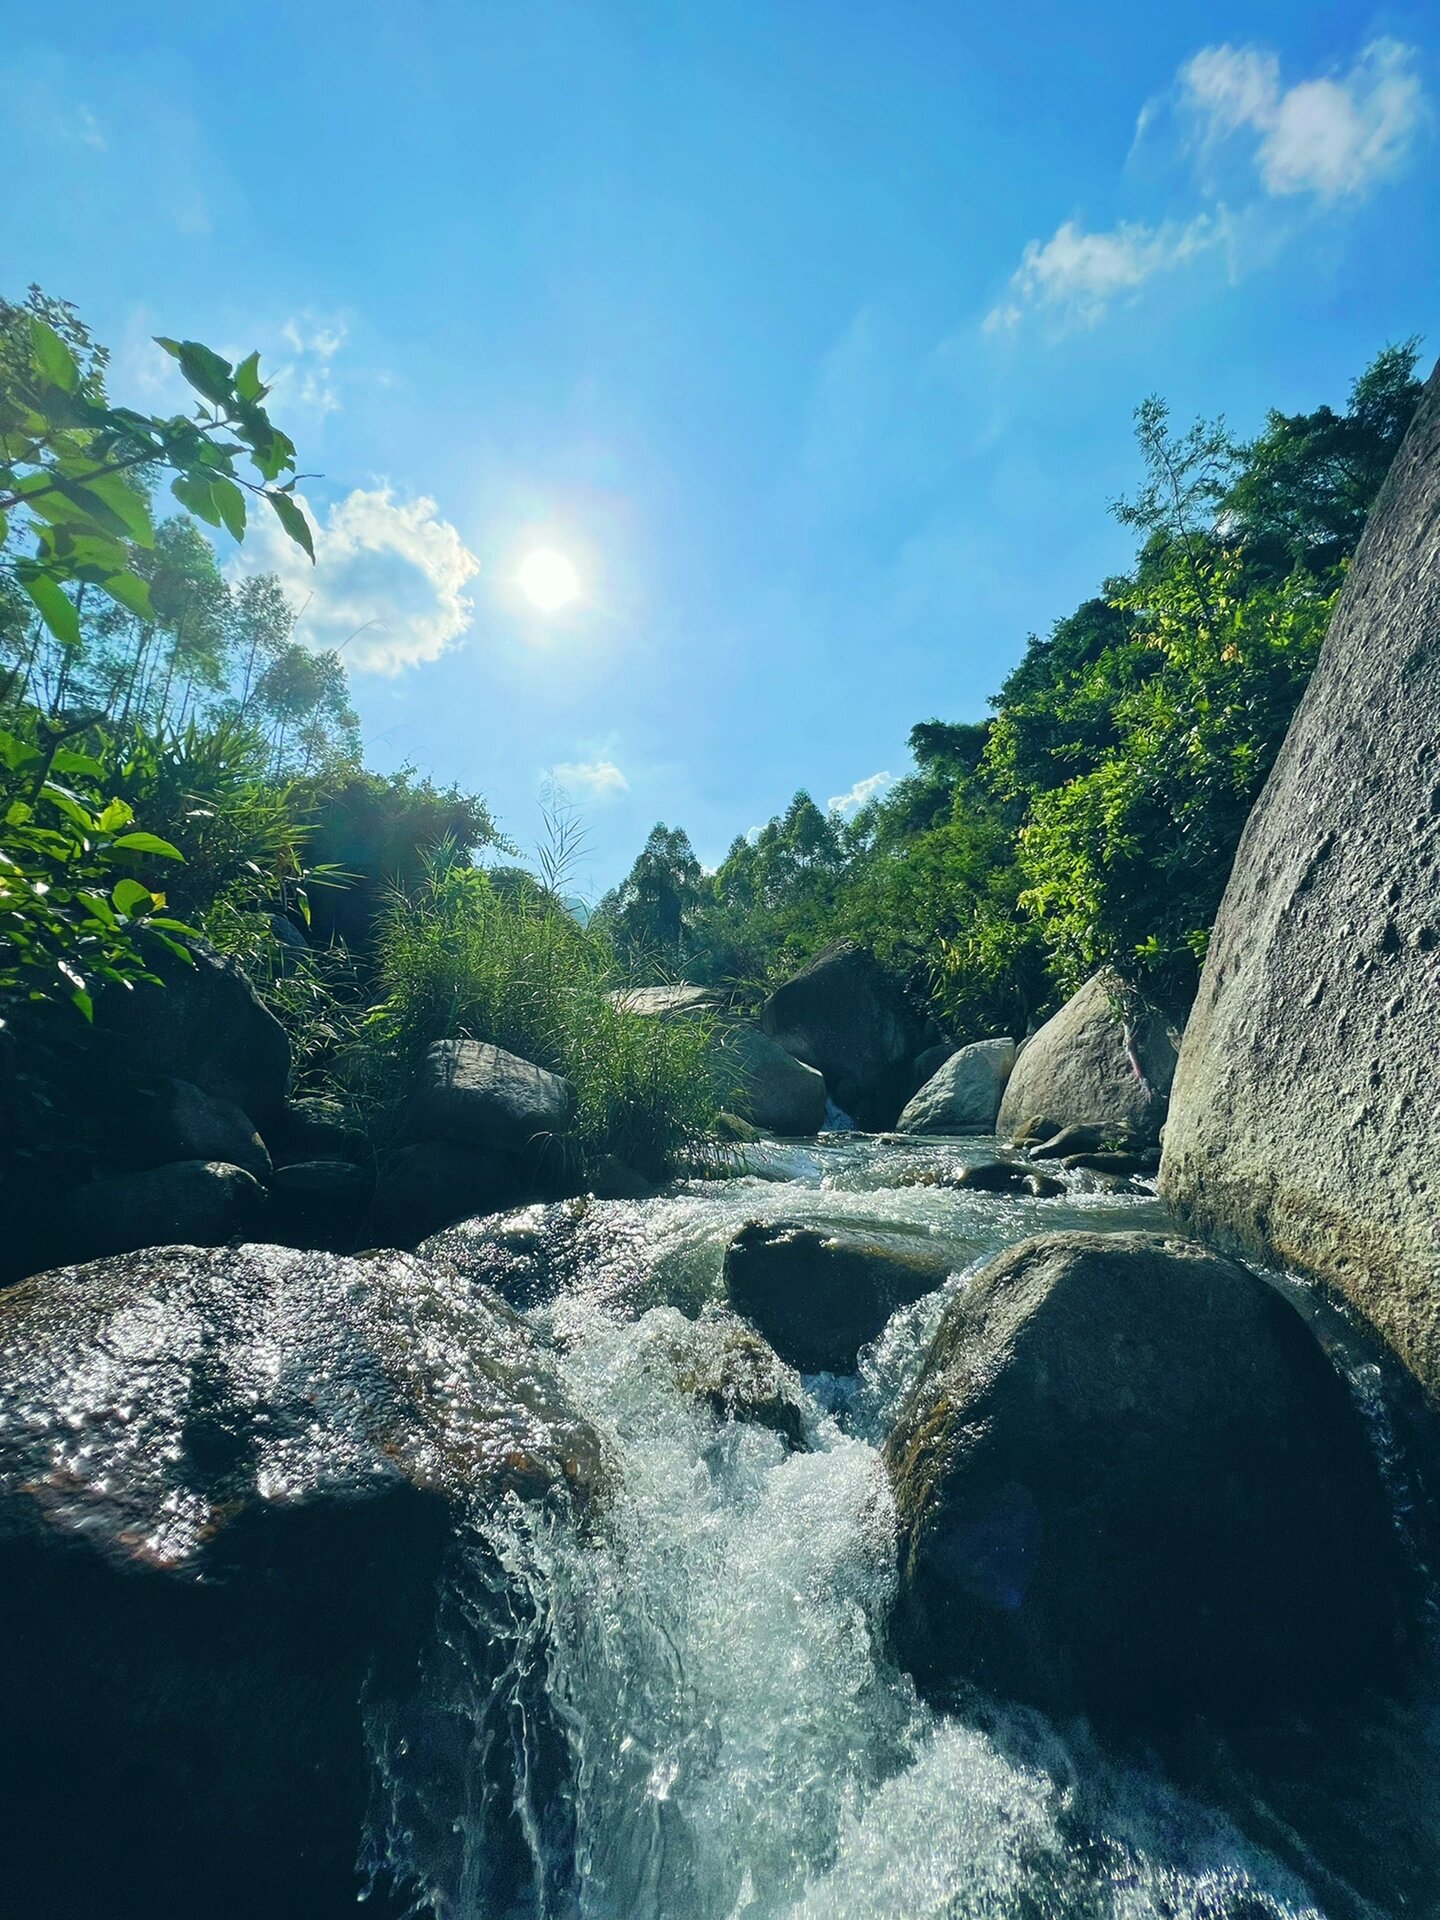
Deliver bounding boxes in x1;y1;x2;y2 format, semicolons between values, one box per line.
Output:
361;1135;1440;1920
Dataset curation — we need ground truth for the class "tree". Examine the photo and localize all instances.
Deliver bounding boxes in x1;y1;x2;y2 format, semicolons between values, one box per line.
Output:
596;823;705;970
1;283;313;686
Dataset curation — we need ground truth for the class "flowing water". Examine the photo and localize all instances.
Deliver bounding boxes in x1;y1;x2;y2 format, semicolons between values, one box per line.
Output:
361;1135;1440;1920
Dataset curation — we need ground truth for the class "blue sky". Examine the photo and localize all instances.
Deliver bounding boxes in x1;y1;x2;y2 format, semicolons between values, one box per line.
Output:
5;3;1436;895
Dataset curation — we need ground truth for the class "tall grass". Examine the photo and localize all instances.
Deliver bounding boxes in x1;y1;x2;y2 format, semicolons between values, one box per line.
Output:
360;848;720;1175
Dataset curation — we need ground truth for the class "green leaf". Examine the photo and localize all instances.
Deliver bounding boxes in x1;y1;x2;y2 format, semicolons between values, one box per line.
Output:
156;337;235;408
17;568;80;647
29;317;81;394
39;783;97;832
101;572;155;621
268;489;315;561
111;877;154;916
112;830;184;859
234;350;265;404
97;797;135;832
210;474;247;542
146;915;201;937
171;471;221;527
50;750;105;780
85;472;154;548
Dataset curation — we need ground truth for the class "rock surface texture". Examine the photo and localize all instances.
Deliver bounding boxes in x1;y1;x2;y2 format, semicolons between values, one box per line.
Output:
724;1219;958;1372
66;1157;267;1259
0;1242;603;1920
402;1037;575;1154
896;1037;1017;1135
760;944;929;1129
996;971;1178;1144
883;1231;1400;1722
93;937;291;1125
1161;361;1440;1405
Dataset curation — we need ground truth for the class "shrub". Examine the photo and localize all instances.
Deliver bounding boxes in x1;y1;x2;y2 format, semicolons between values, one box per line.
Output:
359;849;720;1174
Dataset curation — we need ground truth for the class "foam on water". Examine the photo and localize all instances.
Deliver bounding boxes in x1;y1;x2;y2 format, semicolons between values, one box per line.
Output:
365;1137;1435;1919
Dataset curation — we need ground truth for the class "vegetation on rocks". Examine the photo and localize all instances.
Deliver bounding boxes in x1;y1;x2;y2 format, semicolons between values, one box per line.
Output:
599;342;1425;1028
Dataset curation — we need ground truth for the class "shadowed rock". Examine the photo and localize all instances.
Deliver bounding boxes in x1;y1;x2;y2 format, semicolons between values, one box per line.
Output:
884;1231;1402;1723
724;1219;957;1372
761;944;930;1129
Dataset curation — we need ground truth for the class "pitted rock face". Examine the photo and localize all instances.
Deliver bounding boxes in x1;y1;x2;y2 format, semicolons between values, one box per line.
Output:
0;1241;605;1571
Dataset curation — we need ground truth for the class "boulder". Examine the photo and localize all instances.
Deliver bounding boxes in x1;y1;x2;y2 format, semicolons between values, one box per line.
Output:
896;1038;1016;1135
884;1231;1401;1722
723;1220;957;1372
65;1159;266;1261
401;1038;575;1155
911;1041;957;1087
94;937;290;1124
0;1242;603;1920
126;1076;272;1181
715;1022;827;1135
370;1140;535;1246
263;1096;368;1168
613;987;827;1136
996;972;1178;1144
269;1159;373;1250
950;1160;1063;1198
760;944;930;1129
639;1305;810;1450
1160;361;1440;1407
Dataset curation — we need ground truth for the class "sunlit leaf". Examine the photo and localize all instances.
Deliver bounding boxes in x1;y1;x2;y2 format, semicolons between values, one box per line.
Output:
268;489;315;560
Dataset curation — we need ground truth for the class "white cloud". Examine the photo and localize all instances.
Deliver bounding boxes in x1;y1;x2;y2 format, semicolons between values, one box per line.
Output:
986;213;1224;331
237;486;479;675
1180;38;1425;200
828;770;894;818
270;313;350;417
551;759;630;802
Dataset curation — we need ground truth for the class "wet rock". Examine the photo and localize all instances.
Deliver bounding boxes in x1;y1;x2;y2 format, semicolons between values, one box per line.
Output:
884;1231;1402;1722
1160;361;1440;1408
370;1139;536;1246
713;1110;762;1144
996;972;1179;1146
269;1159;373;1250
65;1158;266;1260
421;1198;601;1312
125;1076;272;1181
642;1305;810;1450
952;1160;1064;1198
93;936;290;1125
0;1242;604;1920
401;1038;575;1155
896;1038;1017;1135
588;1154;656;1200
723;1220;957;1373
760;944;930;1129
1029;1120;1141;1161
1060;1149;1160;1177
1009;1113;1064;1149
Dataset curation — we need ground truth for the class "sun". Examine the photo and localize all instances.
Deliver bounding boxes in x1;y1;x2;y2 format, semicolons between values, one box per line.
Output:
516;549;580;612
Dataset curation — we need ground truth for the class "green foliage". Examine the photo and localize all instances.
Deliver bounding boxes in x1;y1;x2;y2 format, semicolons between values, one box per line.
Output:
602;339;1423;1033
359;850;720;1173
0;715;191;1020
0;284;311;659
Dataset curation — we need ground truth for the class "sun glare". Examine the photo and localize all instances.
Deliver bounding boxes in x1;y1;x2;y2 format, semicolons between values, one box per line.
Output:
517;548;580;612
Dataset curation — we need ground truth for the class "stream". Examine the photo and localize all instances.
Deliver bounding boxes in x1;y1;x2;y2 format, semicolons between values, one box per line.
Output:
359;1134;1440;1920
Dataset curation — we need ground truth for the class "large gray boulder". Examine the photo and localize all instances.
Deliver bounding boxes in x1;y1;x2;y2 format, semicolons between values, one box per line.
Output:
94;938;290;1124
612;986;827;1135
126;1077;273;1181
723;1219;957;1372
760;944;930;1129
884;1231;1401;1722
0;1243;603;1920
1161;362;1440;1406
896;1038;1016;1135
401;1038;575;1154
996;971;1178;1144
